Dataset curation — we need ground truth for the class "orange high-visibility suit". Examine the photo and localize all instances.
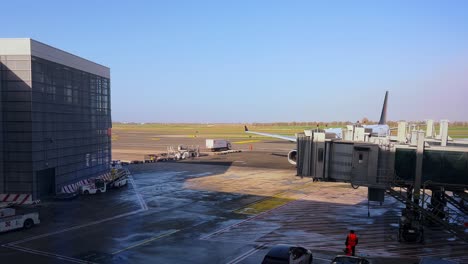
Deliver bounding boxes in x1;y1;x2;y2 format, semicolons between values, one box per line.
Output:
345;233;358;256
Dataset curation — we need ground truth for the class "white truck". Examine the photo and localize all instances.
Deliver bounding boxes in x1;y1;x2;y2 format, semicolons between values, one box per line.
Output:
110;176;128;188
0;208;40;232
206;139;231;152
79;179;107;195
108;168;129;188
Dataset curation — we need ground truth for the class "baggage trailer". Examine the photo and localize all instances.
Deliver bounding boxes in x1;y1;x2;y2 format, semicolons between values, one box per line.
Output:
0;208;40;232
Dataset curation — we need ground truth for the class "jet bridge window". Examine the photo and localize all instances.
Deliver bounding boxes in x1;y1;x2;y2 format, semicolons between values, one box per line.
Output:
359;153;363;163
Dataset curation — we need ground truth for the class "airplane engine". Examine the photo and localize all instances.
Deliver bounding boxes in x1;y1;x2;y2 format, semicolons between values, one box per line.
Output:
287;150;297;165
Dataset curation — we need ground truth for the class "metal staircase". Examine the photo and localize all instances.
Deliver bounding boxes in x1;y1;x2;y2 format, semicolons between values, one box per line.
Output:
386;178;468;243
444;192;468;216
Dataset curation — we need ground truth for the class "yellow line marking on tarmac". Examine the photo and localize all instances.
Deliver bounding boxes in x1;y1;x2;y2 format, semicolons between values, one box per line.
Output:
235;197;293;215
232;140;261;144
233;181;315;215
150;137;160;141
112;229;180;255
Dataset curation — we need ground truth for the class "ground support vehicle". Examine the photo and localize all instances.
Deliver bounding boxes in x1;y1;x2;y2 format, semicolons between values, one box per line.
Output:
398;208;425;243
0;208;40;233
109;176;128;188
144;154;158;163
111;160;123;169
177;145;200;158
105;168;129;189
79;179;107;195
206;139;231;152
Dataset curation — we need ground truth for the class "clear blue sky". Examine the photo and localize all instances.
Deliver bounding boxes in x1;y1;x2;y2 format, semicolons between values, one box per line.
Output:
2;1;468;122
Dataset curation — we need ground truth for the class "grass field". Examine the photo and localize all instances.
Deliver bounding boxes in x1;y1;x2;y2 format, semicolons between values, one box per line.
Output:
112;123;468;139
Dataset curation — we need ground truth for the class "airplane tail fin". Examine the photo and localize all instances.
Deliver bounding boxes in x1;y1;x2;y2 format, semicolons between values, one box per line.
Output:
378;91;388;125
244;126;249;132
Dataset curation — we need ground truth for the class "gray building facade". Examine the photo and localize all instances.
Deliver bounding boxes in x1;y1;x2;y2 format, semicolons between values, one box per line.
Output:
0;38;111;199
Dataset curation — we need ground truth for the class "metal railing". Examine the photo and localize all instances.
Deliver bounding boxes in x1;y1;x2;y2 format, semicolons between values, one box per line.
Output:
444;193;468;215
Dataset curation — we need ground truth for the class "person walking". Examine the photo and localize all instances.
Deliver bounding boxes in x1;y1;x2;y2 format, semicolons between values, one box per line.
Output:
345;230;358;256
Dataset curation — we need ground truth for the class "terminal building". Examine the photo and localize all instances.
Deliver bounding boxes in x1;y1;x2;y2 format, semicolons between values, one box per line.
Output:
0;38;111;199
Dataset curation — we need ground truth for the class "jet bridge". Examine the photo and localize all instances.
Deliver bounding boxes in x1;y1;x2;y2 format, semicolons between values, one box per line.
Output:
296;121;468;242
296;122;468;189
296;134;395;188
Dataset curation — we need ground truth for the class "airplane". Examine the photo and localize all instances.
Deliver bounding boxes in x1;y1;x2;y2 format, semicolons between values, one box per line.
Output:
245;91;390;165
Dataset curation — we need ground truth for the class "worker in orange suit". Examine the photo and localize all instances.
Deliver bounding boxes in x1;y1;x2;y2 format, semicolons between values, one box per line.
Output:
345;230;358;256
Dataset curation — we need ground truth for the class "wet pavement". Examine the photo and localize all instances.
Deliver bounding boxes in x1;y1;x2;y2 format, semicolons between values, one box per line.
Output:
0;162;466;263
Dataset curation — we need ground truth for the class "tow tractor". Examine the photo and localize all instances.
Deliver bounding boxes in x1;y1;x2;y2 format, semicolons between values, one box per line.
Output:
0;208;40;233
79;169;128;195
111;160;123;169
110;175;128;188
108;168;128;188
79;178;107;195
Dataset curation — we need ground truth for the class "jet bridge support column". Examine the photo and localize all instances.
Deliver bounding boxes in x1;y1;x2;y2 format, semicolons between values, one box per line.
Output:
413;130;425;204
440;119;449;147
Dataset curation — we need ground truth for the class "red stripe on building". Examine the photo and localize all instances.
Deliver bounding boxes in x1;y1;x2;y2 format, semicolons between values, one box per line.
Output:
12;194;20;202
20;195;30;204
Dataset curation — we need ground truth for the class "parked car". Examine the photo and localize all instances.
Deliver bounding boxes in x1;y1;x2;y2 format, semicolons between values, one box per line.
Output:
262;244;313;264
331;255;370;264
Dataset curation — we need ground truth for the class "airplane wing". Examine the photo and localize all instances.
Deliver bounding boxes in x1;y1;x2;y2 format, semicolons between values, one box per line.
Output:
244;126;297;142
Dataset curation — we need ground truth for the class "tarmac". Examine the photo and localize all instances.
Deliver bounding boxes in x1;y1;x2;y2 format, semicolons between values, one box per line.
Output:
0;138;467;263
